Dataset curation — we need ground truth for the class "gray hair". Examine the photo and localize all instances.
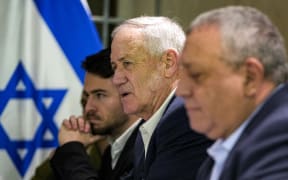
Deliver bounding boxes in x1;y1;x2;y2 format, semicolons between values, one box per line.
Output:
188;6;288;84
112;16;185;57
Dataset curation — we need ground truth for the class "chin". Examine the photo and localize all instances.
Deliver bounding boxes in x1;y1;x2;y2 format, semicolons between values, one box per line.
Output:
202;127;220;140
205;132;220;140
190;122;213;138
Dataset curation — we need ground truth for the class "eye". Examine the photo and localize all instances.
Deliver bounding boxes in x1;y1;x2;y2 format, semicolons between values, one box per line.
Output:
94;92;106;100
123;60;133;68
189;72;202;83
190;73;201;79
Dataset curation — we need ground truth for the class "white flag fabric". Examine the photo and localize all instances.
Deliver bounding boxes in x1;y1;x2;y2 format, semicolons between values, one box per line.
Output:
0;0;102;179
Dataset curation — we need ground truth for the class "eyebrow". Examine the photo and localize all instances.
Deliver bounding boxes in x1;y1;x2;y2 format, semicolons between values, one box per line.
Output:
111;57;125;66
83;89;107;96
117;56;127;62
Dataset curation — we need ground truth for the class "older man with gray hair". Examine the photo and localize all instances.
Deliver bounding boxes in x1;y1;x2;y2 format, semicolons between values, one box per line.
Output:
111;16;213;180
177;6;288;180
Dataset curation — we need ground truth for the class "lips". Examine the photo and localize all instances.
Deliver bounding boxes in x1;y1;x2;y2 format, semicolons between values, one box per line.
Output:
118;88;131;97
121;92;130;97
117;85;133;99
85;112;101;122
89;119;102;127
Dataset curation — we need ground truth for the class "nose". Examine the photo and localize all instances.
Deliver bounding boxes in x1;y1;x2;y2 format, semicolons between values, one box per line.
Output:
112;67;127;86
84;96;97;114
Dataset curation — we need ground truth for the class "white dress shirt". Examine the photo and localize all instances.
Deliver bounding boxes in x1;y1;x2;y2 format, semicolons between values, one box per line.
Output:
139;89;176;157
109;119;141;169
208;120;249;180
208;84;284;180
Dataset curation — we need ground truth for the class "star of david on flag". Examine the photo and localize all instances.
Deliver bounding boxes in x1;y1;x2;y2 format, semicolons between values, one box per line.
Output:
0;0;102;179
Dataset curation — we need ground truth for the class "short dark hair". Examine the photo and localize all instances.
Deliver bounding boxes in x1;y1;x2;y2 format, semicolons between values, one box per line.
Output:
81;48;113;78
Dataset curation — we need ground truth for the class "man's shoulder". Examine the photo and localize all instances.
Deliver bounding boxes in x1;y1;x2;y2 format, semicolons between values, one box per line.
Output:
161;95;187;120
156;95;210;143
225;85;288;172
223;100;288;179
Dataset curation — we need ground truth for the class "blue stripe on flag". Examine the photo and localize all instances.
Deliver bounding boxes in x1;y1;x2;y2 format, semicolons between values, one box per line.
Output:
33;0;102;84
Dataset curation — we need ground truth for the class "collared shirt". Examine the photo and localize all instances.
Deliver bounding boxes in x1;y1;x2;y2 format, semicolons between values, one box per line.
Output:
109;119;141;169
208;84;284;180
139;89;176;157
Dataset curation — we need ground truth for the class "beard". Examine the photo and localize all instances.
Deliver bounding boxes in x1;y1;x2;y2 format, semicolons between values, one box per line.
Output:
91;126;112;135
85;110;112;135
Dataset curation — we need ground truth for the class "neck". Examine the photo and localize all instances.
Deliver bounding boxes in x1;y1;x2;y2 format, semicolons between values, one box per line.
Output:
255;81;276;106
141;87;175;120
110;116;138;140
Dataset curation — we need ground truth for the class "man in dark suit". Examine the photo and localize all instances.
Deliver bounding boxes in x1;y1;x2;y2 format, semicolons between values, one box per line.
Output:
110;16;213;180
50;48;141;180
177;6;288;180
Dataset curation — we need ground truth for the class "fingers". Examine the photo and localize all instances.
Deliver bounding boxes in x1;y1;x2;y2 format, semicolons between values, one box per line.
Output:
58;126;98;147
63;119;72;129
59;115;95;146
70;116;79;130
77;116;87;132
84;119;91;133
62;115;78;130
62;115;91;132
75;116;90;133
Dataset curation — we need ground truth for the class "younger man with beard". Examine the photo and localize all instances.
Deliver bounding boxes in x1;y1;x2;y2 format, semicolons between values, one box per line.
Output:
50;48;141;180
31;92;106;180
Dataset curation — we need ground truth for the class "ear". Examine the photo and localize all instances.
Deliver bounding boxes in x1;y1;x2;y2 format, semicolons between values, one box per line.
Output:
161;49;178;78
243;57;264;97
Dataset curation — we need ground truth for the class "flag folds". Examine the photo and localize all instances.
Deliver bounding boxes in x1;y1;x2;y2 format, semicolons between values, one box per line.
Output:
0;0;102;179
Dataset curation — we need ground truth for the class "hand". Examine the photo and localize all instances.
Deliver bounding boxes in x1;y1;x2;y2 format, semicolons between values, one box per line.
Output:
58;115;104;147
63;115;90;133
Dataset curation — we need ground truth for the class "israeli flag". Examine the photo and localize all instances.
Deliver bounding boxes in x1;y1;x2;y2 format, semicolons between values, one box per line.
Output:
0;0;102;179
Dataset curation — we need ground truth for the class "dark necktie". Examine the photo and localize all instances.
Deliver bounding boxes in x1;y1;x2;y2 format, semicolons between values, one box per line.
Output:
196;155;214;180
99;145;112;180
133;120;146;180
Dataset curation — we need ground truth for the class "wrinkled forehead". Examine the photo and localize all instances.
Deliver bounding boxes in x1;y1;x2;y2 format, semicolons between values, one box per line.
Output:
112;26;144;43
111;33;148;61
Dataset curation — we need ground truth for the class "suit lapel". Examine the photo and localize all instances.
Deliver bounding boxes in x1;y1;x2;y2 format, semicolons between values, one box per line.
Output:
197;157;214;180
219;84;288;180
143;96;178;175
143;131;156;176
114;121;142;178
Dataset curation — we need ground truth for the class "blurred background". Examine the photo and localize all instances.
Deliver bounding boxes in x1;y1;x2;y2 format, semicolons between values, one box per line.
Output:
89;0;288;50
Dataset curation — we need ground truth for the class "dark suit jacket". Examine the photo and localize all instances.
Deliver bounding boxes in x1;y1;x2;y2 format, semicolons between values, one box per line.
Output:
197;84;288;180
99;123;140;180
50;122;140;180
133;96;213;180
31;143;102;180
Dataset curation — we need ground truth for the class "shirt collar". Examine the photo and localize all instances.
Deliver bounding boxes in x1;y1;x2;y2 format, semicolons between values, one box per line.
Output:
209;83;285;157
140;89;176;156
110;119;142;169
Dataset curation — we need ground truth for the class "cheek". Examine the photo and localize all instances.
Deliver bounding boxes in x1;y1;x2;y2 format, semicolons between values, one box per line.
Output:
187;109;214;135
102;98;120;113
132;75;155;98
190;88;219;121
202;84;244;132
